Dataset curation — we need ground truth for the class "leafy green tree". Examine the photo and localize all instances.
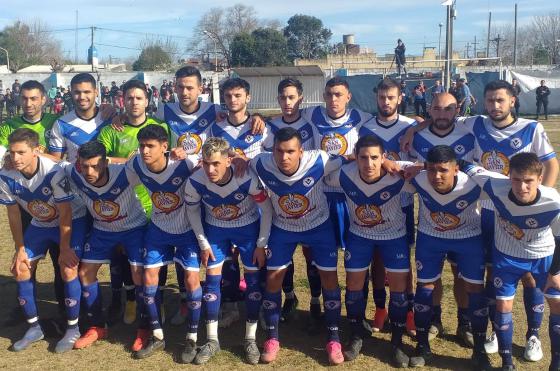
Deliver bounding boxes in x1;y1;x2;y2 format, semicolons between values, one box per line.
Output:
132;45;172;71
284;14;332;61
230;28;288;67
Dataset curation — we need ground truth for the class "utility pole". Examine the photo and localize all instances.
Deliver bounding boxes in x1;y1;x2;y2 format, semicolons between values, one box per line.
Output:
438;22;443;59
90;26;95;72
493;34;504;58
513;3;518;66
465;43;471;59
473;36;479;58
486;12;492;57
75;10;78;64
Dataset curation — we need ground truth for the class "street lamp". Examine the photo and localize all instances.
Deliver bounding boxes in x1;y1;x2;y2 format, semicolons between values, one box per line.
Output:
0;47;9;71
202;30;218;72
438;23;443;60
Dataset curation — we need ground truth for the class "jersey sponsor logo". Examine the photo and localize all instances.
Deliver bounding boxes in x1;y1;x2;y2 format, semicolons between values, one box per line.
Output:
456;200;469;210
177;132;202;154
321;132;348;155
481;151;509;175
454;144;465;155
211;204;241;221
278;193;310;217
430;212;461;231
498;216;524;240
509;138;522;150
493;276;503;288
93;200;122;221
355;204;384;226
386;151;401;161
525;218;538;228
27;200;58;221
171;176;183;186
152;191;181;214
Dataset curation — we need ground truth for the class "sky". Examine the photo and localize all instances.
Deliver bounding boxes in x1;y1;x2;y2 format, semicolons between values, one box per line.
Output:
0;0;558;63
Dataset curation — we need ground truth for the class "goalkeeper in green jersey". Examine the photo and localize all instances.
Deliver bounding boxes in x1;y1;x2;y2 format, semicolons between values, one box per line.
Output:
97;79;170;331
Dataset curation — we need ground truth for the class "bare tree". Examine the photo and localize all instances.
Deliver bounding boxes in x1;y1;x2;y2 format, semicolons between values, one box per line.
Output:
0;19;63;71
532;11;560;64
189;4;266;69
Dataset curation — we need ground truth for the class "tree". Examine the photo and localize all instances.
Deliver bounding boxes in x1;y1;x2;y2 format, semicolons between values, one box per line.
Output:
190;4;260;69
132;45;172;71
231;28;289;67
284;15;332;61
532;11;560;64
0;20;63;72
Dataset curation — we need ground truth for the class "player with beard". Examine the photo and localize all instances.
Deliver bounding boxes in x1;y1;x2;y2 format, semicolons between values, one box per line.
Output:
401;80;559;362
408;93;477;346
359;78;417;336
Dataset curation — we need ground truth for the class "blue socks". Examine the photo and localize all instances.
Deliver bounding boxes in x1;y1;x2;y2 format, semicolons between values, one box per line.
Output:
203;274;221;322
135;285;148;329
17;280;38;326
323;287;341;342
63;278;81;329
468;292;488;352
186;287;202;336
263;290;282;340
345;289;365;335
550;314;560;370
144;285;161;333
414;286;433;347
485;281;497;330
244;272;262;322
495;311;513;366
82;281;104;327
523;287;544;339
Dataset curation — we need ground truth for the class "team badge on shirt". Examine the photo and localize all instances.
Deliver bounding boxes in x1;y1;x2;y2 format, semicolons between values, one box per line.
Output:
178;132;203;154
27;200;58;221
355;204;384;226
321;132;348;155
212;204;241;221
481;150;510;175
430;211;462;231
151;192;181;214
93;200;121;221
278;193;310;217
498;216;524;240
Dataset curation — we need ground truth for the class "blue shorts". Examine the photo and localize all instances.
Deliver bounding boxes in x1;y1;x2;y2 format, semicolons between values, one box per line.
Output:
144;222;199;269
206;221;259;271
326;192;349;250
344;233;410;273
481;208;494;265
24;217;89;261
492;249;559;300
267;220;338;271
415;232;485;284
82;225;145;266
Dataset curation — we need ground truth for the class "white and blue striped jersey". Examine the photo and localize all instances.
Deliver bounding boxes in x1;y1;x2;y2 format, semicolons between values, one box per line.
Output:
0;157;86;228
263;114;318;151
324;161;409;240
410;171;483;239
359;115;416;207
69;163;147;232
184;167;264;228
210;116;268;159
155;101;217;155
302;106;371;192
127;154;197;234
251;150;344;232
49;110;112;162
460;116;556;175
463;164;560;258
409;123;475;162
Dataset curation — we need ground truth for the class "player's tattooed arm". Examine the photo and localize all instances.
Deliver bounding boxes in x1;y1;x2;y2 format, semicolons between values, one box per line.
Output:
7;204;29;276
57;201;79;269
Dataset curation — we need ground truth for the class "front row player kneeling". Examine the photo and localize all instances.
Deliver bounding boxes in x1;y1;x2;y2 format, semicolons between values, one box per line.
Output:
1;129;88;353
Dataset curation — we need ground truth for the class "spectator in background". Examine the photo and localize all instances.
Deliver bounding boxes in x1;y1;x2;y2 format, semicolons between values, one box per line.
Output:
395;39;407;76
47;85;58;113
110;81;119;104
456;78;473;116
430;80;445;100
114;89;124;113
399;80;408;115
0;88;5;123
160;79;168;94
413;80;427;117
53;92;64;115
12;79;22;115
5;88;16;119
160;87;173;104
511;78;521;116
101;86;112;104
536;79;550;120
448;80;459;101
62;87;74;114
